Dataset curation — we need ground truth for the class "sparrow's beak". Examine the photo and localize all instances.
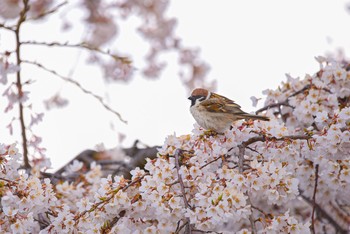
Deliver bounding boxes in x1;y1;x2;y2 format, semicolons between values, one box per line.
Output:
188;96;196;107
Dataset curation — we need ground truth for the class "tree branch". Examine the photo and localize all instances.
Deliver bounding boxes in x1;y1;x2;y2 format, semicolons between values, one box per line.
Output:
255;100;291;115
255;85;311;115
22;60;127;123
238;145;257;233
0;23;15;31
174;149;192;234
15;0;30;168
311;164;319;234
301;194;348;234
242;135;311;148
27;1;68;21
75;174;146;221
200;155;222;169
21;41;130;63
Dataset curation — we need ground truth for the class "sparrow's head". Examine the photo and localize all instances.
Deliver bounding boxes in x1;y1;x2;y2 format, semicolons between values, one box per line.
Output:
188;88;210;107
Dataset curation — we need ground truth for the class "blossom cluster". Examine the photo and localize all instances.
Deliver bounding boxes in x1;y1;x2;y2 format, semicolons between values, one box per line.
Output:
0;53;347;234
1;1;349;232
76;0;214;90
1;56;350;233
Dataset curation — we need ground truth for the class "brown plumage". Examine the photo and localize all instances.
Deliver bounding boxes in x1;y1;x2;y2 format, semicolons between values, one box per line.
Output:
188;88;269;132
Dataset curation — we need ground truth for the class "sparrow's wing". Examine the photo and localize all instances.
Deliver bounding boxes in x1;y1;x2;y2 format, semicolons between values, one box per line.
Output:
201;93;245;114
211;92;241;108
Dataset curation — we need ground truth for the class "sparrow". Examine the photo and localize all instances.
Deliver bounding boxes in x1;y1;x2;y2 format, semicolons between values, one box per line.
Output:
188;88;269;133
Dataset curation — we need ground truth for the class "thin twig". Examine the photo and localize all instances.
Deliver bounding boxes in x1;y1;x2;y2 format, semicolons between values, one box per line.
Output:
27;1;68;21
21;41;130;62
301;194;348;234
191;230;223;234
199;156;222;169
15;0;30;169
75;174;146;221
242;135;311;148
174;149;192;234
175;221;189;234
108;210;126;230
289;85;311;97
251;205;269;216
0;177;17;183
255;85;311;114
311;164;319;234
246;146;261;155
0;23;15;31
255;100;291;114
22;60;127;123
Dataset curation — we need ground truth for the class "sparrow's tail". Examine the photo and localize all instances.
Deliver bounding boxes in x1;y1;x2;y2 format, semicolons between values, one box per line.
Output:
241;114;270;121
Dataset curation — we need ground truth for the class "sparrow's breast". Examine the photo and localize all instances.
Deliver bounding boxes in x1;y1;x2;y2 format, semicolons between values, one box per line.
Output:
190;105;231;132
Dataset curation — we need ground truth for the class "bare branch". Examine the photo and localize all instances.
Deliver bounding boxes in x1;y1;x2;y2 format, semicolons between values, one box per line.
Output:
0;177;17;184
200;156;222;169
255;100;291;115
251;205;269;217
51;143;159;182
21;41;130;63
301;194;348;234
27;1;68;21
246;146;261;155
15;0;30;169
242;135;311;148
0;23;15;31
191;229;222;234
175;221;189;234
107;210;126;231
22;60;127;124
289;84;311;98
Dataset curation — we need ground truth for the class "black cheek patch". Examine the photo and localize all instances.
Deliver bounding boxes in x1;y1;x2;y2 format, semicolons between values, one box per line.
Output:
189;95;205;107
191;99;196;106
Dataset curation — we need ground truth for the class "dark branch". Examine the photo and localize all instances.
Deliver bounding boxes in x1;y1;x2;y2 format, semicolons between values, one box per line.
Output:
174;149;192;234
27;1;68;21
255;100;291;115
0;23;15;31
311;164;319;234
15;0;30;169
242;135;311;147
301;194;348;234
21;41;130;63
200;156;222;169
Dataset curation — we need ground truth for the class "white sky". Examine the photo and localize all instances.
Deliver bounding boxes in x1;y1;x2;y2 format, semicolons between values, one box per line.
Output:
1;0;350;170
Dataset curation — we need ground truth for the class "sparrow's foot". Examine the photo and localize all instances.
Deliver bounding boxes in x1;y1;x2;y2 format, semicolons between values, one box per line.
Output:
203;129;220;137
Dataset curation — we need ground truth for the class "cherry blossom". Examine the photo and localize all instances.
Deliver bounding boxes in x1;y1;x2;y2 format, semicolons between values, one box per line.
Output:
1;0;350;233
